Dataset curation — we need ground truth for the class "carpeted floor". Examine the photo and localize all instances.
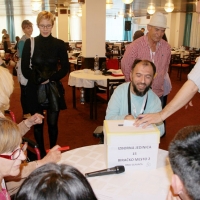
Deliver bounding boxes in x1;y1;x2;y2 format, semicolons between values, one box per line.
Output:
8;66;200;152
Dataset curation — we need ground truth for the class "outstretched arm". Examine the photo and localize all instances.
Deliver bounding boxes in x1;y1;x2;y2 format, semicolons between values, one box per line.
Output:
135;80;198;127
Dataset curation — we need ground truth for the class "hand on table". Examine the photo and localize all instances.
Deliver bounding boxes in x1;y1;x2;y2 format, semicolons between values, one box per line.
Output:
134;113;163;128
24;113;44;128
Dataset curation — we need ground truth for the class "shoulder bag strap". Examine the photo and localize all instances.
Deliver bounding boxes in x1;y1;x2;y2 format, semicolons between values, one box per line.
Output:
127;82;148;116
29;37;34;68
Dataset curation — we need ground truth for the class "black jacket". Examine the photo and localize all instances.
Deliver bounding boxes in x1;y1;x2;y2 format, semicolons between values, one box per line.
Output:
21;34;69;113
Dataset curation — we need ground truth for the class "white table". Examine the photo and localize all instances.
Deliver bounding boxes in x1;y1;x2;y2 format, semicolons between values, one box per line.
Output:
59;145;173;200
68;69;124;119
171;50;189;58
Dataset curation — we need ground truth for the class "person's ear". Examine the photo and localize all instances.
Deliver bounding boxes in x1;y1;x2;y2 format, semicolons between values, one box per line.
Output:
171;174;184;195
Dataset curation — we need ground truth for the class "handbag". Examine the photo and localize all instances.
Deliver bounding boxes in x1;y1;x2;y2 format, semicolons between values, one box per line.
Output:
16;37;34;86
37;81;67;111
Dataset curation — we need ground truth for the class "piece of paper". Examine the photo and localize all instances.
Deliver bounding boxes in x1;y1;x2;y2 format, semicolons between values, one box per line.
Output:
123;120;135;126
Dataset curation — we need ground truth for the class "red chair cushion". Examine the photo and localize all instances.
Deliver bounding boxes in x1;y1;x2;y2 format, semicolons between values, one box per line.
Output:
106;59;119;70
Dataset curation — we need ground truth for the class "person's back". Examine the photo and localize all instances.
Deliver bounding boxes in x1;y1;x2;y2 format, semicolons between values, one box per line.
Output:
168;125;200;200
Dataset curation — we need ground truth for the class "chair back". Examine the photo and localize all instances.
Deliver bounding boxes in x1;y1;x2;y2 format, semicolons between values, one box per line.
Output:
170;54;181;64
94;78;125;119
106;59;119;70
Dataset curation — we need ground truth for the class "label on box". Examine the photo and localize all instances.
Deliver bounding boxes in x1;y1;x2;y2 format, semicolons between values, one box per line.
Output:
104;120;160;170
107;143;159;170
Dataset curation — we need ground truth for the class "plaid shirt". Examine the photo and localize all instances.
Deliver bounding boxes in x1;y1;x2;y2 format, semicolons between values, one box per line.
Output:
121;34;171;97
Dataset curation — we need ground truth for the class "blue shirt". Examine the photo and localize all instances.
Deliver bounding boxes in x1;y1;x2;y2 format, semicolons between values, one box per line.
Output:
17;35;28;58
105;82;164;136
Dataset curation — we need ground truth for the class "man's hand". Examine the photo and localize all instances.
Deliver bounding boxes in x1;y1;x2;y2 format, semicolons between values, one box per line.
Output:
37;145;61;167
24;113;44;128
134;113;163;128
124;115;135;120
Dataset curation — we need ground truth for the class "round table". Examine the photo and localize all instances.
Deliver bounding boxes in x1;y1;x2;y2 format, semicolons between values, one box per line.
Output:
59;144;172;200
68;69;124;119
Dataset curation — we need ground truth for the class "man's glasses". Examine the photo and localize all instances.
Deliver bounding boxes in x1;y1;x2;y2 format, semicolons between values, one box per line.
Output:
0;142;27;160
39;24;52;29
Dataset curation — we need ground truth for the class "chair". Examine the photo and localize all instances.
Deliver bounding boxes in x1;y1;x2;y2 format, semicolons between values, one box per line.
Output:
111;45;120;57
75;56;82;70
106;58;119;70
169;54;190;81
190;52;200;69
75;42;82;50
94;78;125;119
4;110;41;160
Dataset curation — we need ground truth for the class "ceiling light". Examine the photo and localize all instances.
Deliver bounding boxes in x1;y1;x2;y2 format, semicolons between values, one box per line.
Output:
164;2;174;13
106;0;113;9
31;0;42;12
147;3;156;15
122;0;133;4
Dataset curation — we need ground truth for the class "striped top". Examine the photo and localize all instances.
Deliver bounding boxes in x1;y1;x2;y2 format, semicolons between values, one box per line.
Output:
121;34;171;97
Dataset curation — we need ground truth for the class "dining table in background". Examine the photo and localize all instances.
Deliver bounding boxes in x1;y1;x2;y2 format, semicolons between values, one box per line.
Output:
171;50;190;58
68;69;125;119
59;144;173;200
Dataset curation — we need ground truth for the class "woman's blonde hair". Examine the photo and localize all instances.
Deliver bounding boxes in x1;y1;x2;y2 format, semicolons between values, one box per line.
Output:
0;66;14;112
0;117;21;154
37;11;54;26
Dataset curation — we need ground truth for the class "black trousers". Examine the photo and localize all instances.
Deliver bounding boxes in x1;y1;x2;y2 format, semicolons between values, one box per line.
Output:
33;107;59;158
20;84;30;115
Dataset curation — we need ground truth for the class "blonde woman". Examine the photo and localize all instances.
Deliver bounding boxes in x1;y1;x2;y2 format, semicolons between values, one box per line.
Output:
0;66;61;196
21;11;69;158
0;118;26;200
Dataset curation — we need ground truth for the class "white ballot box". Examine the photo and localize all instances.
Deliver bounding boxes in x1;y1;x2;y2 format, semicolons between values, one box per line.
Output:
103;120;160;170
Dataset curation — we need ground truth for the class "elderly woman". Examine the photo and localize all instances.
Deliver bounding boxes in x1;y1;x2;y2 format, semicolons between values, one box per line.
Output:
21;11;69;158
0;66;61;196
0;118;26;199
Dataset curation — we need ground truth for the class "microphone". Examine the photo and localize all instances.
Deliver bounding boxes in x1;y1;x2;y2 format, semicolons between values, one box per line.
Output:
85;165;125;177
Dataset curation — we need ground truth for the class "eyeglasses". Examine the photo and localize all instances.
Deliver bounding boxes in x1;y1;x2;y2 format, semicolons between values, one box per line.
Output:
39;24;52;29
0;142;27;160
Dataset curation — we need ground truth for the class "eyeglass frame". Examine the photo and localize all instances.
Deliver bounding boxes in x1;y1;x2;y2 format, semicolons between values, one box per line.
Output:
0;142;27;160
39;24;52;29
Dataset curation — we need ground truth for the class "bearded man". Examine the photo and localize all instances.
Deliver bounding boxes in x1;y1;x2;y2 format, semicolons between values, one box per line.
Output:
105;59;164;137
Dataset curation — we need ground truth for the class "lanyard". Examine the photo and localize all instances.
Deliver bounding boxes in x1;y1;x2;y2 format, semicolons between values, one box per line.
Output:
127;83;148;117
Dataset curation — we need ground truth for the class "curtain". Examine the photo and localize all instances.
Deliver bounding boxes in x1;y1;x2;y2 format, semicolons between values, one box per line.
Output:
183;13;192;47
5;0;15;43
190;13;200;48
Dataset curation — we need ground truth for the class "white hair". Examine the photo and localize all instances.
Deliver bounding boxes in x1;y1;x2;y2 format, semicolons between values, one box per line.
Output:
0;66;14;112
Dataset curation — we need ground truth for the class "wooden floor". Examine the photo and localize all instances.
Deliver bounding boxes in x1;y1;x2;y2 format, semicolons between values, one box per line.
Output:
8;66;200;151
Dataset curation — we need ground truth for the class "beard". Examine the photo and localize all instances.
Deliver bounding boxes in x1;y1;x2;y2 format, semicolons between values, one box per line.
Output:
132;81;152;97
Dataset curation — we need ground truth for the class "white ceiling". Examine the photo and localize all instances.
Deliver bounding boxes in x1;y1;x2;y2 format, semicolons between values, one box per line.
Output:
0;0;197;17
106;0;197;17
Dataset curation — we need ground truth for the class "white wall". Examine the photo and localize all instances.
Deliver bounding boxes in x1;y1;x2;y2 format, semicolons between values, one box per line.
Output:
106;16;124;41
